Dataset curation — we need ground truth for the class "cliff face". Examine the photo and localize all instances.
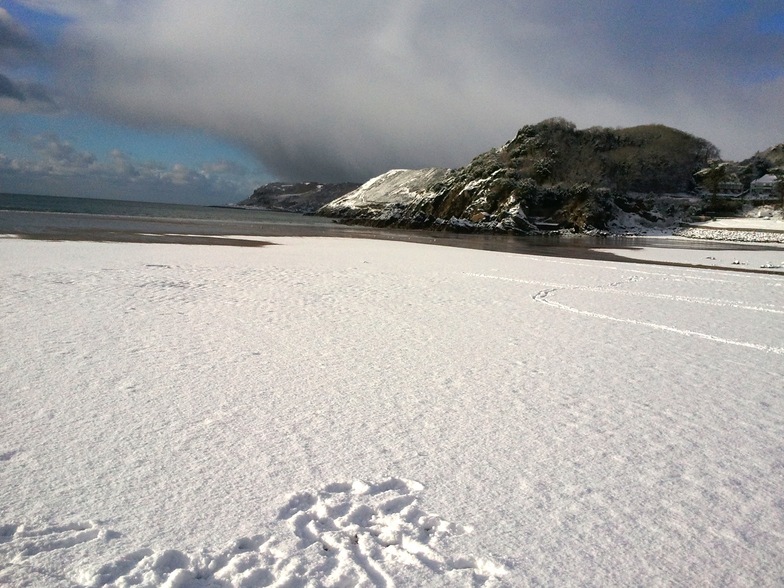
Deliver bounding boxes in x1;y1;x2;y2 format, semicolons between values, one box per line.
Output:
758;144;784;168
733;144;784;189
319;119;717;232
317;168;451;227
237;181;360;213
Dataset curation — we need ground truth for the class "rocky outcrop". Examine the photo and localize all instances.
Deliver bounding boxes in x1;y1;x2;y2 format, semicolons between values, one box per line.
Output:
237;181;360;213
757;144;784;168
318;167;542;233
318;168;455;228
319;119;720;233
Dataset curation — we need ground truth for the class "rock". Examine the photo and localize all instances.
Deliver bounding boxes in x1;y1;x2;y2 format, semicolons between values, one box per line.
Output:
237;181;360;213
318;118;724;234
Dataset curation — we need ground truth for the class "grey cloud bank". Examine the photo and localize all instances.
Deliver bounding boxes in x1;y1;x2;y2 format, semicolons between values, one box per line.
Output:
0;72;57;112
9;1;784;185
0;7;38;57
0;131;258;204
0;7;58;112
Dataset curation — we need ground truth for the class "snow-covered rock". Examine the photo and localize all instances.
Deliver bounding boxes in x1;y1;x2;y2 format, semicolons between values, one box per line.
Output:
318;168;448;225
319;167;542;233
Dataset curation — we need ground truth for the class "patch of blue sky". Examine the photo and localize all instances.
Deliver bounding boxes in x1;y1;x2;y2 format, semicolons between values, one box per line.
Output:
3;0;72;47
607;1;751;47
600;1;744;30
757;11;784;34
745;9;784;84
702;0;749;26
740;65;784;84
3;63;55;85
0;112;270;175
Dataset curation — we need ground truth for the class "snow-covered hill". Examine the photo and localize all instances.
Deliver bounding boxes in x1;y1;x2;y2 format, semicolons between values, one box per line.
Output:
319;167;545;233
318;168;447;223
319;119;719;234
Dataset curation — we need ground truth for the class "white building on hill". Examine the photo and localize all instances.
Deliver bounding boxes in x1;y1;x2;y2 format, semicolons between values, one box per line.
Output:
749;174;778;200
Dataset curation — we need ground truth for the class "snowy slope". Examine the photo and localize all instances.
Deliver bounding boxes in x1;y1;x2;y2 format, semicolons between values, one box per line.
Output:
318;168;448;225
321;169;447;210
1;237;783;586
598;239;784;272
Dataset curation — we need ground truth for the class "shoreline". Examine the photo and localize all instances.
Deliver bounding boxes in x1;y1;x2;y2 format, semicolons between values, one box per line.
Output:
674;226;784;243
4;228;784;276
3;205;784;275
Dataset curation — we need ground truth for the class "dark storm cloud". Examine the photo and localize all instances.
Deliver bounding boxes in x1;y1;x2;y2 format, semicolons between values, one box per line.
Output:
0;72;25;100
0;8;57;113
19;1;784;180
0;71;57;111
0;7;41;61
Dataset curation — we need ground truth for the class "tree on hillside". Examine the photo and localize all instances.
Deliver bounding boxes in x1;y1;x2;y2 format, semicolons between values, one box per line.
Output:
771;168;784;208
737;156;771;189
694;160;728;209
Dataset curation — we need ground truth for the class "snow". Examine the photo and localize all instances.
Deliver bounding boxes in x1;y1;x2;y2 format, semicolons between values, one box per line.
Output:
751;174;778;187
606;210;679;236
1;236;783;586
674;215;784;245
608;207;784;241
320;168;447;211
674;227;784;244
691;217;784;231
597;238;784;273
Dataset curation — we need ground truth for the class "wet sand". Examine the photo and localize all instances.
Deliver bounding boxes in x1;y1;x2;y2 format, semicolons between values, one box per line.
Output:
3;208;784;274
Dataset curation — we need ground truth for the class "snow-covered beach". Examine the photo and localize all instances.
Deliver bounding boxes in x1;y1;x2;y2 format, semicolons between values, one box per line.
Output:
1;235;783;586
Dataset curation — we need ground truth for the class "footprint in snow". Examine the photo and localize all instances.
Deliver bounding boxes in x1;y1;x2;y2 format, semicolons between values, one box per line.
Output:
0;519;114;588
274;477;507;585
74;478;507;587
0;521;109;559
0;449;19;462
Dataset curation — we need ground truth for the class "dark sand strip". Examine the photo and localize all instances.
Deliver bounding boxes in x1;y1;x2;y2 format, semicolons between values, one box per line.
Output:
3;209;783;275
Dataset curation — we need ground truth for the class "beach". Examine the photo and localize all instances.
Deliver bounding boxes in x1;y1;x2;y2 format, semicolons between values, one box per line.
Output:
1;234;783;586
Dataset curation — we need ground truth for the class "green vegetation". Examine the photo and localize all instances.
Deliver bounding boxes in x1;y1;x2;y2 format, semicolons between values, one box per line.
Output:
773;168;784;207
421;118;718;230
318;119;780;233
694;160;728;209
730;144;784;191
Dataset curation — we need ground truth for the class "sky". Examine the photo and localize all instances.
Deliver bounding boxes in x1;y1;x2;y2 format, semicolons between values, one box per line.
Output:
1;0;783;205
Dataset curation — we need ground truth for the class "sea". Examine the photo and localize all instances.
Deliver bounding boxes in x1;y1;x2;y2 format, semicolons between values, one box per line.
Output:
0;192;769;258
0;192;343;237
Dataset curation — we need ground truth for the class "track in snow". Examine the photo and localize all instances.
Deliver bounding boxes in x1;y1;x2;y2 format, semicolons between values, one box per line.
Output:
1;479;506;587
467;268;784;355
